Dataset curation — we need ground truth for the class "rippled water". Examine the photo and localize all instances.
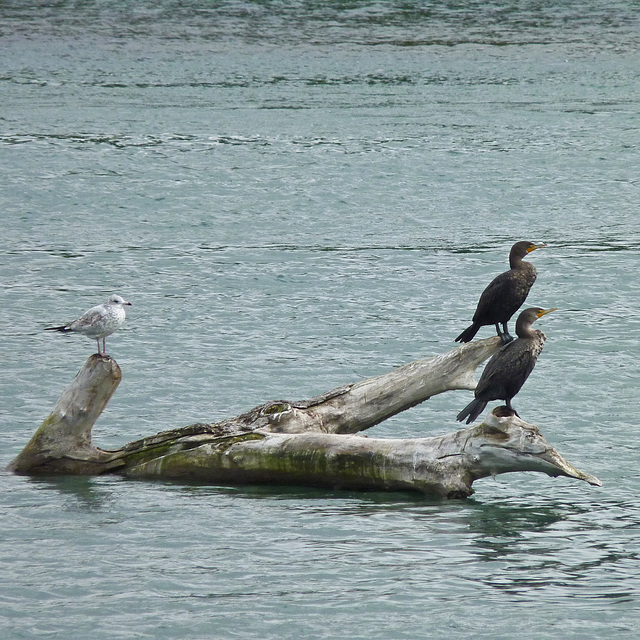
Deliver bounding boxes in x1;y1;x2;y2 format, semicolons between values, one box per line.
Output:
2;2;640;638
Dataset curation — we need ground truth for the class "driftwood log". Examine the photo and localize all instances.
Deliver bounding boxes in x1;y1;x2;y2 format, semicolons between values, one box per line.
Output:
7;338;601;498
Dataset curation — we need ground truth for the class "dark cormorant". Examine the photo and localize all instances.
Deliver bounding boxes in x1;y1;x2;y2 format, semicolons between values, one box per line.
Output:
456;306;555;425
455;241;547;344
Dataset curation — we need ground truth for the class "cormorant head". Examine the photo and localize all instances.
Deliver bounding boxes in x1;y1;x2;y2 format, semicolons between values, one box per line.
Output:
515;306;556;335
511;240;547;259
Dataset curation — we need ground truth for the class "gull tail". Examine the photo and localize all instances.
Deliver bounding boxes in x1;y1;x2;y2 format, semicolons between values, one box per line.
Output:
45;325;71;333
456;398;487;424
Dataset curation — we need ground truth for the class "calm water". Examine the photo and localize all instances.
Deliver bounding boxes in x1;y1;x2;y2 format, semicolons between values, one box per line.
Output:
2;1;640;638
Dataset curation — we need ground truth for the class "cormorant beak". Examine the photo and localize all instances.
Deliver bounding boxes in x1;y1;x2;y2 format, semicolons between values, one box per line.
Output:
536;307;557;318
526;242;548;253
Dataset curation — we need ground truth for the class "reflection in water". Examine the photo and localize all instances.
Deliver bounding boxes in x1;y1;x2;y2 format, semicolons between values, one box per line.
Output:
462;497;640;601
467;500;577;542
26;475;115;513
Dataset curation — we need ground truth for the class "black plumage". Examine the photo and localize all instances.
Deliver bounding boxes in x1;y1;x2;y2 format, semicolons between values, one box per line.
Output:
455;241;546;344
456;307;555;425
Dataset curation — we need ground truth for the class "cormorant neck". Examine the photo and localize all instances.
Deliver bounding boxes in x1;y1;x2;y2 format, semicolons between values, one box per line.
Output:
515;320;537;339
509;250;529;270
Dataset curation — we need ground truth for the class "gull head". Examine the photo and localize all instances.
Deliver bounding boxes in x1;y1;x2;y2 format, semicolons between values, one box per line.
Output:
108;294;132;307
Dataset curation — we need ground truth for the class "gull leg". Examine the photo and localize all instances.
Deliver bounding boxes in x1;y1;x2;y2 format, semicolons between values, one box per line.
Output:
95;338;101;355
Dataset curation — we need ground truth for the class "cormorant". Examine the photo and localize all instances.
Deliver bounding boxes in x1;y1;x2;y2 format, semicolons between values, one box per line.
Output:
46;294;132;355
456;306;555;424
455;241;547;344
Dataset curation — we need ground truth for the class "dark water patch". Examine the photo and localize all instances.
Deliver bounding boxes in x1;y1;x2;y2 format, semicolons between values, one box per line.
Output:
195;243;458;254
0;133;175;148
0;70;545;89
2;0;639;48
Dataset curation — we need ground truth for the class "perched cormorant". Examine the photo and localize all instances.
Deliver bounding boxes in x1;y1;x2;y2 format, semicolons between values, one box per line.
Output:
456;306;555;424
455;241;547;344
46;294;132;355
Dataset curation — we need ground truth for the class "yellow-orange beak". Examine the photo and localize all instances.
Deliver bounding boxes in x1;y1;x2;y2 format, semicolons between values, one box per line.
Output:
536;307;557;318
526;242;548;254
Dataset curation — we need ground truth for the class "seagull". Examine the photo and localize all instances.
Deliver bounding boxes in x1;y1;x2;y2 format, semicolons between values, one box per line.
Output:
46;294;132;355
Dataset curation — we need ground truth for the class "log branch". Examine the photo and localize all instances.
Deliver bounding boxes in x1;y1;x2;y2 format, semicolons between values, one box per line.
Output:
218;337;504;435
7;340;601;497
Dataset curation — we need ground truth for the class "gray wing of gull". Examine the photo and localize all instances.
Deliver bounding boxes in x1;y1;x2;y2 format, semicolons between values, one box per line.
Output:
66;306;113;337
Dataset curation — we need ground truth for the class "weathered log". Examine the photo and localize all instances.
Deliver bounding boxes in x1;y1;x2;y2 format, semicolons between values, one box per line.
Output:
123;409;601;498
7;355;121;474
7;340;601;497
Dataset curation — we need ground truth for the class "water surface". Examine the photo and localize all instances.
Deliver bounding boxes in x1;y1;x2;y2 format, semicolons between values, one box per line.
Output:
1;2;640;638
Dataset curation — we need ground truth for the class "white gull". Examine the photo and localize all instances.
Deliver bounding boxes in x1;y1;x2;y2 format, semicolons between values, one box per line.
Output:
46;294;132;355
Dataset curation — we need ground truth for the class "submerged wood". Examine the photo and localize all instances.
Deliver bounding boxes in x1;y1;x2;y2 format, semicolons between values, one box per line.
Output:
7;340;601;497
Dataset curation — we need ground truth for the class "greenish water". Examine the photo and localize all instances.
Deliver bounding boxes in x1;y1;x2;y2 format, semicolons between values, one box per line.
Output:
1;2;640;638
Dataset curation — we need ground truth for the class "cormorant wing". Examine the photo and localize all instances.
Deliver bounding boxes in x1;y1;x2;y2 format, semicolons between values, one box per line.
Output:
475;341;538;398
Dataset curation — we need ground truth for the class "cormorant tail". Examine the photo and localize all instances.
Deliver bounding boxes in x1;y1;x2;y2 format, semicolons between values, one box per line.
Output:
456;397;487;424
454;323;480;343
